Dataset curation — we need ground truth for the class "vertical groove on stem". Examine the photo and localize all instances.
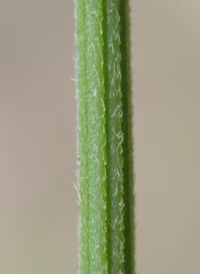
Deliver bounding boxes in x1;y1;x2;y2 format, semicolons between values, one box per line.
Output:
103;0;125;273
119;0;135;273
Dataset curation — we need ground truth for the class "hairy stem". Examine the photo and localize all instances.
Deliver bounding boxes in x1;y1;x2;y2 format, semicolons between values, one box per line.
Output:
75;0;135;273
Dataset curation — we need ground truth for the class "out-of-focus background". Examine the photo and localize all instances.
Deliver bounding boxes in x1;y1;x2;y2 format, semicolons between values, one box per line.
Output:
1;1;200;273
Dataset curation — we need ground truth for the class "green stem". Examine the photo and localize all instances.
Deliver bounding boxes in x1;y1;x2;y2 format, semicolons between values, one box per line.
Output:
75;0;135;273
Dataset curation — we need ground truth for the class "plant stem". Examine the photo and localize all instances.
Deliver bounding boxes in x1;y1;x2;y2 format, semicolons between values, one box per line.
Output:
75;0;135;273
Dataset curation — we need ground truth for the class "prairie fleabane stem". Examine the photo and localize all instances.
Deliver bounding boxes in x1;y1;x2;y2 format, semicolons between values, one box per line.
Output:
75;0;135;273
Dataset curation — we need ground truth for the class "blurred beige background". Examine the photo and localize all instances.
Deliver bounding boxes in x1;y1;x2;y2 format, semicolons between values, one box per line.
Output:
1;1;200;273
